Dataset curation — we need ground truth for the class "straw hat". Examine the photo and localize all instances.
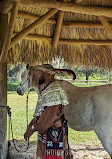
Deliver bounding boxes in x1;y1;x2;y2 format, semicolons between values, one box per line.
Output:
35;64;55;75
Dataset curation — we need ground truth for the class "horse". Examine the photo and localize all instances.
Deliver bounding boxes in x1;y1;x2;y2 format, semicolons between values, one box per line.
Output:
17;65;112;158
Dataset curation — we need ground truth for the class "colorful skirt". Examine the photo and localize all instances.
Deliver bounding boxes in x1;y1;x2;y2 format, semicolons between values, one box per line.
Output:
37;121;73;159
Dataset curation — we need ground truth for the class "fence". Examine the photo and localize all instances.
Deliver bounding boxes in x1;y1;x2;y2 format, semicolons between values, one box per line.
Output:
72;79;110;85
8;77;21;83
8;77;111;86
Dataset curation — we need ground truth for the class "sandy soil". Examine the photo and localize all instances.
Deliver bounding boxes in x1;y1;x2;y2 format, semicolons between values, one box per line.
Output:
7;140;110;159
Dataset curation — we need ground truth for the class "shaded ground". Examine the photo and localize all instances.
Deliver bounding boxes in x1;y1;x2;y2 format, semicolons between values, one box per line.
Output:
7;140;110;159
70;144;110;159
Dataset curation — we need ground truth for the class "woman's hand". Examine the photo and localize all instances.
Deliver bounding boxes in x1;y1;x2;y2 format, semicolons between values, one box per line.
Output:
24;117;40;141
24;126;34;141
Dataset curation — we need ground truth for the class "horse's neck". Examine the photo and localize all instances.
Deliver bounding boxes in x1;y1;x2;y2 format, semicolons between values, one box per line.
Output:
33;79;74;94
33;82;51;94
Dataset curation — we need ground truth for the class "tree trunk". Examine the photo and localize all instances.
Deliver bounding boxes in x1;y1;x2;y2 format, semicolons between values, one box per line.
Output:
0;13;8;159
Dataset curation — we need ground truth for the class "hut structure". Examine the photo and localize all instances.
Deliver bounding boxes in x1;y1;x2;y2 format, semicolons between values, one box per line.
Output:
1;0;112;158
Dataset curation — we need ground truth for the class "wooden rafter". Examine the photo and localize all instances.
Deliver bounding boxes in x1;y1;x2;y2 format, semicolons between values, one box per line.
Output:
13;32;112;46
15;10;108;29
1;0;112;18
59;39;112;45
20;0;112;18
75;0;83;3
62;21;103;28
99;16;112;39
52;11;64;48
13;32;52;43
10;8;58;49
0;2;19;63
0;0;13;13
14;10;56;24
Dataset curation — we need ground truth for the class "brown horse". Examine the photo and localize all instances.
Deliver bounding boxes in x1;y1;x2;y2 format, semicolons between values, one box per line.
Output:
17;65;112;158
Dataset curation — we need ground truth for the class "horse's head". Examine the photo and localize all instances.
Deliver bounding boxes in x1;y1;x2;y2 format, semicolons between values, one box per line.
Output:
17;64;34;95
17;64;54;95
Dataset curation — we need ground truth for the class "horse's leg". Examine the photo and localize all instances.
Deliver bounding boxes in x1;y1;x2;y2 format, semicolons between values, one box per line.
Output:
94;123;112;157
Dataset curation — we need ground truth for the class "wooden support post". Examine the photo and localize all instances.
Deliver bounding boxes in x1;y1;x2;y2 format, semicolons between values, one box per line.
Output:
0;13;8;159
52;11;64;48
20;0;112;18
99;16;112;39
0;2;19;63
10;9;58;48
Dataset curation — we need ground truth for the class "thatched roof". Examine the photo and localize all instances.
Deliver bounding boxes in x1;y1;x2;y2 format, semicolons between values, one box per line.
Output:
1;0;112;69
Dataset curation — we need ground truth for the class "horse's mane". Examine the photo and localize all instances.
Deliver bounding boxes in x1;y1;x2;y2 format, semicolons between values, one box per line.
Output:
54;69;76;80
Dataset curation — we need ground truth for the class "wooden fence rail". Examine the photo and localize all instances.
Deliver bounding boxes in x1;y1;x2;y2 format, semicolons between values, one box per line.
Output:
8;77;110;85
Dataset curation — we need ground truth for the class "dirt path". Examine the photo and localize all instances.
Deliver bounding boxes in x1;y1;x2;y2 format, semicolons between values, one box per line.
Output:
70;144;110;159
7;140;110;159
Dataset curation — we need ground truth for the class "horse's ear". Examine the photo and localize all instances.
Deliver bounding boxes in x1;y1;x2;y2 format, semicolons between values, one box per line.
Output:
26;64;30;70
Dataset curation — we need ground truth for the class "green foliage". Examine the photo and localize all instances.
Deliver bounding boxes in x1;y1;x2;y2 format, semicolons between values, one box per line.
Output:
62;64;110;81
8;83;19;91
73;66;109;80
8;83;35;91
8;63;24;77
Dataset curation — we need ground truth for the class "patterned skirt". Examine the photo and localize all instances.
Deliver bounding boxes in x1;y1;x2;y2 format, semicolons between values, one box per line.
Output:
36;122;73;159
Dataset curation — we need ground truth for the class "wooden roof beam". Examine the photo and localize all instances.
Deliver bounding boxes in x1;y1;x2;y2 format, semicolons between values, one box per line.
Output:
2;0;112;18
0;0;13;13
0;2;19;63
10;8;58;48
13;32;52;43
75;0;83;3
20;0;112;18
16;10;108;28
10;10;56;25
63;21;104;28
59;39;112;45
13;32;112;46
99;16;112;39
52;11;64;48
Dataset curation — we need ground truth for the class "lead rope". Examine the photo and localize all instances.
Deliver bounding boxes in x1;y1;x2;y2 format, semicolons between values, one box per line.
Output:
8;90;31;153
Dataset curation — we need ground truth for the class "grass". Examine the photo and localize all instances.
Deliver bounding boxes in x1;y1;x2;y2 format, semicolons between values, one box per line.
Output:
7;91;100;146
8;91;38;145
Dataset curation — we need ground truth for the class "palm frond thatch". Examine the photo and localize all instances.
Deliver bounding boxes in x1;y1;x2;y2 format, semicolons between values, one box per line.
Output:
6;0;112;69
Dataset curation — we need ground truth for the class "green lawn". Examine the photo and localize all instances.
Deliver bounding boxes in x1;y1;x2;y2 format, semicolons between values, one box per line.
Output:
7;91;100;145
